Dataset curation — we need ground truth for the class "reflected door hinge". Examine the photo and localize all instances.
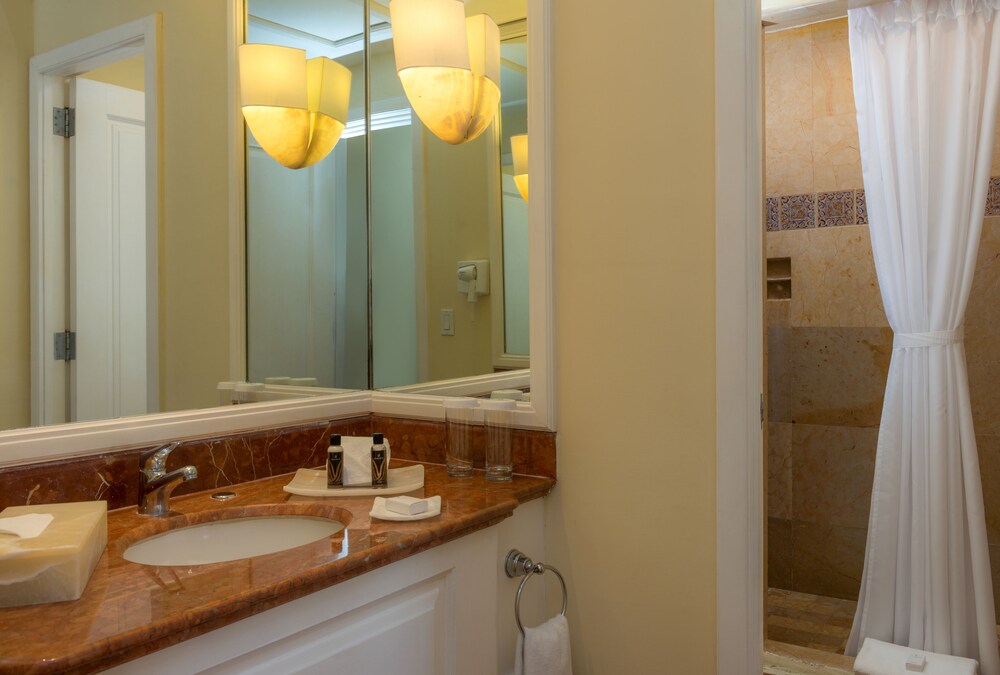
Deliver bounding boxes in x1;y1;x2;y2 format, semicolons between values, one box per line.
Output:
54;331;76;361
760;393;765;428
52;107;75;138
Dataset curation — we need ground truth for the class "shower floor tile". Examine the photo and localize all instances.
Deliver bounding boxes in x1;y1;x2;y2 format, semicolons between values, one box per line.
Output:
767;588;855;654
765;588;1000;673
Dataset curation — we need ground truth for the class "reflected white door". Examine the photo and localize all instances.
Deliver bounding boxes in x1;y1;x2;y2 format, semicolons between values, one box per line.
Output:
70;78;150;422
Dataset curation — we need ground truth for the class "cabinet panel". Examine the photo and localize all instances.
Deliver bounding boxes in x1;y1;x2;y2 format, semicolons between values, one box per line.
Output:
205;576;448;675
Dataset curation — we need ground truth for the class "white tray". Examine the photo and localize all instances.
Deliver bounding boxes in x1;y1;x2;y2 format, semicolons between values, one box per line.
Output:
283;464;424;497
370;496;442;522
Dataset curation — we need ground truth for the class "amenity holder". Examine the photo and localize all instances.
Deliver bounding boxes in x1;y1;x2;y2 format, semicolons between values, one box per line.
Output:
504;549;568;635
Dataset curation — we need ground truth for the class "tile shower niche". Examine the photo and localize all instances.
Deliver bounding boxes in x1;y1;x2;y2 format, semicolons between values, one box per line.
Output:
767;257;792;300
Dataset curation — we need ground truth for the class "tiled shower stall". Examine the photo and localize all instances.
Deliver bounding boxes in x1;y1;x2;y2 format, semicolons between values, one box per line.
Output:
765;17;1000;648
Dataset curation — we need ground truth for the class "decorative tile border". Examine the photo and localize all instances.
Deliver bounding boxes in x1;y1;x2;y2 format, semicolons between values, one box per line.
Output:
817;190;854;228
779;194;816;230
769;178;1000;232
767;196;780;232
856;189;868;225
987;177;1000;217
769;189;862;231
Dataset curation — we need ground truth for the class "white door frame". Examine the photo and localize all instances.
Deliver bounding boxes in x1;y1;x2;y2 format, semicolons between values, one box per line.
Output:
716;0;764;672
29;15;161;426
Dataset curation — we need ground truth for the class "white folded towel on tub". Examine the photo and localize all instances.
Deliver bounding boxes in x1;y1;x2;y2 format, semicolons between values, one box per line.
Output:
855;638;978;675
515;614;572;675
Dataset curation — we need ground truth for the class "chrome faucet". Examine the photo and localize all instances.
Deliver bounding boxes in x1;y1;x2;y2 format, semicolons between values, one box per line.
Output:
138;442;198;516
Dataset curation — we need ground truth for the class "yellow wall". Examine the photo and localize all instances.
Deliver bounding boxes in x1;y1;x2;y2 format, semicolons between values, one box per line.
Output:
544;0;718;672
421;126;496;382
0;1;33;431
35;0;233;412
81;53;145;91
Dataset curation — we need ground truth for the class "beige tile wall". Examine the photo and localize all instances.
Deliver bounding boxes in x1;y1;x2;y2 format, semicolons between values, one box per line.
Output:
765;20;861;197
766;17;1000;617
767;218;1000;618
766;18;1000;198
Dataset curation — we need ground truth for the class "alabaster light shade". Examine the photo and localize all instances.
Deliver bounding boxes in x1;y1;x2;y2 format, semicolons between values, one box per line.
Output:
239;44;351;169
511;134;528;201
390;0;500;145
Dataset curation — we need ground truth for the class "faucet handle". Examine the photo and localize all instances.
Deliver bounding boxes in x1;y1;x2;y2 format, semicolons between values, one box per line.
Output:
140;442;181;475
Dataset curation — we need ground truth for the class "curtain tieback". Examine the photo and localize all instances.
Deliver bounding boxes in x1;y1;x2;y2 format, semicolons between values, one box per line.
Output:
893;328;964;348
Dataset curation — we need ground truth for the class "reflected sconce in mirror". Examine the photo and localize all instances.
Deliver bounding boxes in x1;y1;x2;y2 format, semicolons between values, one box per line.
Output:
511;134;528;201
239;44;351;169
390;0;501;145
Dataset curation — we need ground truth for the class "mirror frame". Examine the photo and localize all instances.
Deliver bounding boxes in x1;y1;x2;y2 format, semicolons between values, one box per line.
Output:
0;0;552;468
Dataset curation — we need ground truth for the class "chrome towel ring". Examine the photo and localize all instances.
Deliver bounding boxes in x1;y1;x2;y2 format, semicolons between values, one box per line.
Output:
504;549;568;635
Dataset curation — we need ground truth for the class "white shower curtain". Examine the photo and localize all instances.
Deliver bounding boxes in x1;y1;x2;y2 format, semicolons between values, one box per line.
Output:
846;2;1000;672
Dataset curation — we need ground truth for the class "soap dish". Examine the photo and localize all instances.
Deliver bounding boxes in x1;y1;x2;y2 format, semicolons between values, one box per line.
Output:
370;495;442;522
283;464;424;497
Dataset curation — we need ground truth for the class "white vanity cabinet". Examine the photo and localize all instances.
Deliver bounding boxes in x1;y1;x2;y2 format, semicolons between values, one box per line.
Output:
107;500;545;675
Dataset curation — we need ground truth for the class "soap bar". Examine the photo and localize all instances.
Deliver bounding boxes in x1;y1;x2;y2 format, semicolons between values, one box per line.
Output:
0;501;107;609
385;496;428;515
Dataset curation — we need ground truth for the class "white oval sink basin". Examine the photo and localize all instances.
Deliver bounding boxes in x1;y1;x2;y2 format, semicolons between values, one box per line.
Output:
123;515;345;566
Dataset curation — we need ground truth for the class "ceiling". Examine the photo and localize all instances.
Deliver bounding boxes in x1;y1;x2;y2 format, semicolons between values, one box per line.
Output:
762;0;848;31
762;0;891;31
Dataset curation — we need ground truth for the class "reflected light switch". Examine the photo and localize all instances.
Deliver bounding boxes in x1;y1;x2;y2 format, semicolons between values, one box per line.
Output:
440;309;454;336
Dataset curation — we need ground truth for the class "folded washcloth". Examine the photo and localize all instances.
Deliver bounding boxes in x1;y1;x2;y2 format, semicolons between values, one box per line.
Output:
340;436;391;486
0;513;54;539
855;638;979;675
515;614;572;675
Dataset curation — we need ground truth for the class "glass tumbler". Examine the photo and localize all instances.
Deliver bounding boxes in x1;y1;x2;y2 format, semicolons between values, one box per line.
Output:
444;398;479;477
482;399;516;481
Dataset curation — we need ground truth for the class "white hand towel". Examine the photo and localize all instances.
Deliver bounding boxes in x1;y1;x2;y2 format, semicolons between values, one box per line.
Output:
515;614;572;675
855;638;979;675
340;436;391;486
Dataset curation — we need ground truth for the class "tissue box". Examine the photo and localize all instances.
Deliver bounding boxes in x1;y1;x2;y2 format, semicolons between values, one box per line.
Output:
0;501;107;608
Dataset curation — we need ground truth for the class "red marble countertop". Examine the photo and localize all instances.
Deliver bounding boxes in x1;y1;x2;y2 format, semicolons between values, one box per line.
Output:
0;462;554;674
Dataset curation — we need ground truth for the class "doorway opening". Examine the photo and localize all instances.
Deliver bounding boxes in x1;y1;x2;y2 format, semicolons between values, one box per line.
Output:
29;16;160;426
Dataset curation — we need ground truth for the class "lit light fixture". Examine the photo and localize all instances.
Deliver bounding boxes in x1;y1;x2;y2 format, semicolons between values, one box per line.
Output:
511;134;528;201
390;0;500;145
239;44;351;169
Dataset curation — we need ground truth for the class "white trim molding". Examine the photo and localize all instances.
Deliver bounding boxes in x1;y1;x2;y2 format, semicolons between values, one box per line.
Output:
228;0;247;381
715;0;764;673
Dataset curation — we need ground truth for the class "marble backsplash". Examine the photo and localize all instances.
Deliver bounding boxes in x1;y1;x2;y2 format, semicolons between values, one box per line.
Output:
0;415;557;513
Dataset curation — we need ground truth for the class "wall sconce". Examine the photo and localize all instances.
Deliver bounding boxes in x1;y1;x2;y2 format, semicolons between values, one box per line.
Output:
511;134;528;201
239;44;351;169
390;0;500;145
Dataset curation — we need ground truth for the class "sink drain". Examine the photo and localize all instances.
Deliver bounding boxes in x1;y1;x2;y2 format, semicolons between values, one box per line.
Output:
211;491;237;501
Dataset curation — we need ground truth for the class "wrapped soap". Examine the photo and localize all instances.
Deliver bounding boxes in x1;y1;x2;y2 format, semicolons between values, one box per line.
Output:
0;501;107;608
385;496;428;515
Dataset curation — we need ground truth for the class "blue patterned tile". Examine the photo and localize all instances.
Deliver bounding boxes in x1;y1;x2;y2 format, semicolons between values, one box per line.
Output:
817;190;855;228
780;193;816;230
986;177;1000;217
855;189;868;225
767;197;780;232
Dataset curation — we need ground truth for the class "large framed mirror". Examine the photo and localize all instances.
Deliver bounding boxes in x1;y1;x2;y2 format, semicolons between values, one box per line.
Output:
0;0;550;466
